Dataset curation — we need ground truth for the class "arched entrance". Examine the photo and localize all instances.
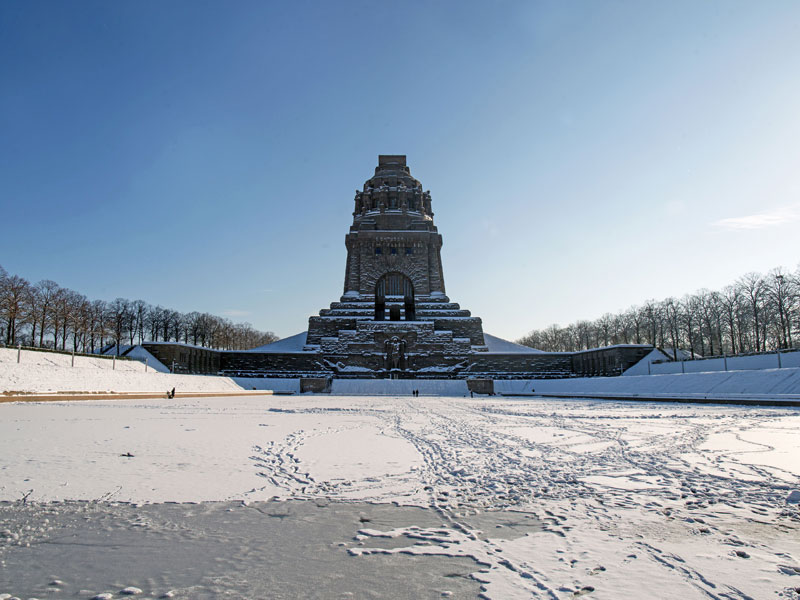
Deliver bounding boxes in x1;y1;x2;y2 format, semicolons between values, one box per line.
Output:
375;273;415;321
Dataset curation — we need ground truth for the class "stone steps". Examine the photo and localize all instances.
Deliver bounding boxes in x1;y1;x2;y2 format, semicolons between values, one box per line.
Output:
319;308;472;318
327;301;463;311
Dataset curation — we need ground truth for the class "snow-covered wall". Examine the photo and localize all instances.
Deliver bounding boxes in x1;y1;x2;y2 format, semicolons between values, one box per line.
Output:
495;367;800;399
232;377;301;393
650;350;800;374
330;379;469;396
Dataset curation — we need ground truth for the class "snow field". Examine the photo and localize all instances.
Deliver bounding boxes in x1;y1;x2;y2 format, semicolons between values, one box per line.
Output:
1;395;799;598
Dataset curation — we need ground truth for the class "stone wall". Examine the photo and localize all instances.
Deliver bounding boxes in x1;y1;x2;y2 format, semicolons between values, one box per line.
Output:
463;353;574;379
430;318;485;345
318;320;474;356
467;379;494;394
300;378;331;393
571;345;654;377
307;317;360;345
138;342;651;381
348;233;440;297
220;351;331;378
142;343;221;374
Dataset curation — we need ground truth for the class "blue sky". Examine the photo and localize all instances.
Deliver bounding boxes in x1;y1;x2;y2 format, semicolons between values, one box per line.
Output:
2;1;799;341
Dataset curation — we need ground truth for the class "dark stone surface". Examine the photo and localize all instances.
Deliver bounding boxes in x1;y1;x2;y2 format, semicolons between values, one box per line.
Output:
300;377;331;393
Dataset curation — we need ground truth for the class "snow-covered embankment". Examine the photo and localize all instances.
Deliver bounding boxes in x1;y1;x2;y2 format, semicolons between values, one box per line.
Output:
500;366;800;402
0;348;244;394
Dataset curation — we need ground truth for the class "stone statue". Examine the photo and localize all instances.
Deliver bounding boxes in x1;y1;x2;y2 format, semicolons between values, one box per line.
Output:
385;336;405;370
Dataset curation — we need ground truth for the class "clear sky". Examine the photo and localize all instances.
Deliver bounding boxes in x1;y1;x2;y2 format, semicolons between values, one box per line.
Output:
2;1;799;341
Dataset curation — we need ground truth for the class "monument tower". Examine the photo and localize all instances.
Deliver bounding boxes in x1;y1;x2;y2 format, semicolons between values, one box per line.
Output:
343;155;446;316
304;155;489;376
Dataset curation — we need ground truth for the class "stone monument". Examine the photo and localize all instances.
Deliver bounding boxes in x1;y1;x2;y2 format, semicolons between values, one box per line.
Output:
142;155;655;381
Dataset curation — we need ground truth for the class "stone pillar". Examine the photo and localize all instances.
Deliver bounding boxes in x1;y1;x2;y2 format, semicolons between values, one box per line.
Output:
343;251;351;295
343;237;361;295
427;239;443;295
436;245;446;295
352;245;361;293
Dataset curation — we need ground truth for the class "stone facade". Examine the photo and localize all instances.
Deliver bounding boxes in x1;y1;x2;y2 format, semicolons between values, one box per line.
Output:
142;341;646;381
570;345;654;377
343;155;446;298
142;156;655;381
142;343;221;374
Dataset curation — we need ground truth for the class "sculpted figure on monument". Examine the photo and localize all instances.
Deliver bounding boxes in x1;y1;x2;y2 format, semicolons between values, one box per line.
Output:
385;336;405;370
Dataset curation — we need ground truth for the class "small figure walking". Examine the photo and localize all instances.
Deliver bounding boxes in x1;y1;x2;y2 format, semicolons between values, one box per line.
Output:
167;387;175;399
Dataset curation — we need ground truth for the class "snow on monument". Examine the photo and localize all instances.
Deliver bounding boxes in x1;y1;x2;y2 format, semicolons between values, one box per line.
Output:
142;156;654;381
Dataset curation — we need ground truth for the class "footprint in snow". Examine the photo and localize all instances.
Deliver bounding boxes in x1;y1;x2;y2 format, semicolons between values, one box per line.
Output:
588;565;606;575
778;565;800;575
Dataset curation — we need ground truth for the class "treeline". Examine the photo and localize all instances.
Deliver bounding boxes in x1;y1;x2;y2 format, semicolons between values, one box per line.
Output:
518;266;799;357
0;264;279;353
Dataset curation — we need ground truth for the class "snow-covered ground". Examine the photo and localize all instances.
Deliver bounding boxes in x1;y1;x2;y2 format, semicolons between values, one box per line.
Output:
0;348;242;394
1;347;152;371
1;394;798;599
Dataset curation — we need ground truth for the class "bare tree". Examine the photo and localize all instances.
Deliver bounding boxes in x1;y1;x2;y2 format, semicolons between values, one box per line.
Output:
719;285;740;355
519;265;798;355
32;280;60;348
739;273;767;351
1;275;32;346
108;298;131;355
1;266;278;353
89;299;108;353
767;268;796;349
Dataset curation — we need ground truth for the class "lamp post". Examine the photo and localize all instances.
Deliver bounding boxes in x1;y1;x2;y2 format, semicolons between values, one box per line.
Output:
775;274;787;349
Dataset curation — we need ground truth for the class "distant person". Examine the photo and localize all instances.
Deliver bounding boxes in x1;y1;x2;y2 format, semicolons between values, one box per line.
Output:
169;387;176;399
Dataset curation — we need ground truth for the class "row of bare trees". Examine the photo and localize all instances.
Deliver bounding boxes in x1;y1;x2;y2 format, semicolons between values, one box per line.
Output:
518;266;799;358
0;264;279;354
